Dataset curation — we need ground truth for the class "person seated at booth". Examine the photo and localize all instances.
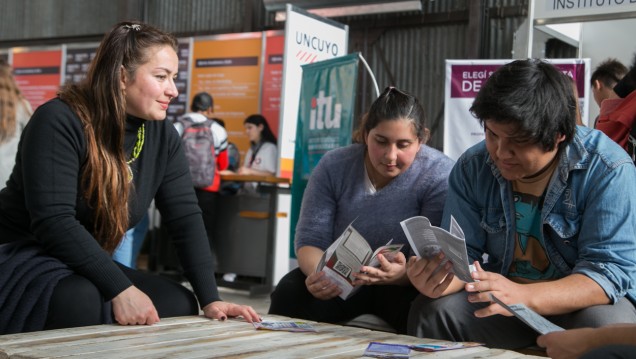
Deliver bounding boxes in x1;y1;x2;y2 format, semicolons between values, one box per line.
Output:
0;20;259;334
230;114;279;195
237;114;278;177
268;86;454;334
406;59;636;350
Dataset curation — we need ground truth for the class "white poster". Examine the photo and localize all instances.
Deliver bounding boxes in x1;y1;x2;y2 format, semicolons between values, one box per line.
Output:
534;0;636;22
278;4;348;179
443;58;590;161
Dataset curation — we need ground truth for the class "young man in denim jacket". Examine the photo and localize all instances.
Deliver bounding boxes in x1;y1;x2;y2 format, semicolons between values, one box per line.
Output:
406;59;636;350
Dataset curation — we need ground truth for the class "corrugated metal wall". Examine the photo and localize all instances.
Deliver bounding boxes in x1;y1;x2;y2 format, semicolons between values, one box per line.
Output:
0;0;529;150
145;0;266;34
351;23;470;150
0;0;134;43
344;0;528;149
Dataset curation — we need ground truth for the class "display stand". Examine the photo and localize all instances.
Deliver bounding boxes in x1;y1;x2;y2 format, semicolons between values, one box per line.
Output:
212;174;290;296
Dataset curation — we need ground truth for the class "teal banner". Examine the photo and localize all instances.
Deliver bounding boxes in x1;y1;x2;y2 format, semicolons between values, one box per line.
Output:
290;53;359;257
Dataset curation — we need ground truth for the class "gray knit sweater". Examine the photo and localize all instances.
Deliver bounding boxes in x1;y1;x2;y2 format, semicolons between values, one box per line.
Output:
295;143;454;254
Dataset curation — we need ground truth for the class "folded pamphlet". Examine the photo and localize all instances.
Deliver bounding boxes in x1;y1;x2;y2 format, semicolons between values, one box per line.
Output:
317;223;403;300
363;342;410;358
253;321;317;332
490;295;564;335
410;341;483;352
400;215;474;283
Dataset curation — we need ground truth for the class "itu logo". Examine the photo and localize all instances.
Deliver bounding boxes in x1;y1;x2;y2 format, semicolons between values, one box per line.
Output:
309;90;342;130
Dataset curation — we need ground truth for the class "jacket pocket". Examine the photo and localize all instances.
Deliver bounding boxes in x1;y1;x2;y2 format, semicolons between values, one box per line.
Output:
544;213;579;267
479;208;506;268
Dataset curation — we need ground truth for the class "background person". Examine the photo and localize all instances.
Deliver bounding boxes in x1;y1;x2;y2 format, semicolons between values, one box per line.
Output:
0;60;32;188
596;55;636;161
591;58;628;109
174;92;229;269
406;59;636;349
268;87;454;334
235;114;278;195
0;20;258;335
590;58;628;128
237;114;277;177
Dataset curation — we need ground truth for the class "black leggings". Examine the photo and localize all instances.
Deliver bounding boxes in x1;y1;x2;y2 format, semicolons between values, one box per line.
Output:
44;263;198;330
269;268;418;334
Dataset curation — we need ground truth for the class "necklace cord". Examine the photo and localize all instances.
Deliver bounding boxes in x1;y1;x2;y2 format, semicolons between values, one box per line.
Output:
127;123;145;165
126;123;145;182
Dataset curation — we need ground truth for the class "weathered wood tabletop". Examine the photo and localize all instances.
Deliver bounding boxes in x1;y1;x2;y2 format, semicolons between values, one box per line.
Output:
0;315;544;358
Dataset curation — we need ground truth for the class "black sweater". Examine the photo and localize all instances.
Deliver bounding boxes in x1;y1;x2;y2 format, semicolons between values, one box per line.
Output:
0;98;220;306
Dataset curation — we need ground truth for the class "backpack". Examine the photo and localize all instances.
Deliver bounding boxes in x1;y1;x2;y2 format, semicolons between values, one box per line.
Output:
176;116;216;188
226;141;240;172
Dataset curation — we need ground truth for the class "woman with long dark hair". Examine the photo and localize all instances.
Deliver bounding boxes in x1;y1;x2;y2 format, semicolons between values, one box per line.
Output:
0;21;259;334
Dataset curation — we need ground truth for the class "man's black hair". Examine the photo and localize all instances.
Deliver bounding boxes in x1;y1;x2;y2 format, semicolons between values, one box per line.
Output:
469;59;577;152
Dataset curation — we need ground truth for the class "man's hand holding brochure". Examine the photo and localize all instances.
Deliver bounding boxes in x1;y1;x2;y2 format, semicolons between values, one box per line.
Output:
316;223;404;300
400;215;475;283
401;215;565;336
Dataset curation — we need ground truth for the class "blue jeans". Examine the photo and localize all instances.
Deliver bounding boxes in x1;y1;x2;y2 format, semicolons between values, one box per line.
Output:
112;213;150;269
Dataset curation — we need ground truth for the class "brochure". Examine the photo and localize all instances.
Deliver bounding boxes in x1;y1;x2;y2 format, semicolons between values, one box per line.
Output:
410;341;483;352
400;215;474;283
253;321;317;332
316;223;403;300
490;295;564;335
363;342;410;358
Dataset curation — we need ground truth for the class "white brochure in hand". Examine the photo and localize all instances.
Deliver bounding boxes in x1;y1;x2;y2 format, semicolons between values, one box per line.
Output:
490;295;564;335
400;215;475;283
317;223;403;300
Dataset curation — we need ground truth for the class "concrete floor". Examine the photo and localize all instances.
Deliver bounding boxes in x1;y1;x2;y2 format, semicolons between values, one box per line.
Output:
217;286;271;315
137;254;272;315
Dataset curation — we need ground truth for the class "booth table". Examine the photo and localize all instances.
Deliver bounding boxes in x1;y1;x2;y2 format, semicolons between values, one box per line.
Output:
147;174;290;295
212;174;290;296
0;315;544;358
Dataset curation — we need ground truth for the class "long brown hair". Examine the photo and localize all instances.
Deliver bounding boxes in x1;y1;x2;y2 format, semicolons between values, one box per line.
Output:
58;21;177;252
0;61;30;144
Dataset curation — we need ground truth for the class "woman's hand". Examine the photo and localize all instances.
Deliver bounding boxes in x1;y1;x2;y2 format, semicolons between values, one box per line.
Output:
353;252;408;285
305;271;341;300
202;301;261;323
111;285;160;325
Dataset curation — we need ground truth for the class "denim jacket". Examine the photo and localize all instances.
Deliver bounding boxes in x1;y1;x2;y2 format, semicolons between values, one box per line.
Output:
442;126;636;304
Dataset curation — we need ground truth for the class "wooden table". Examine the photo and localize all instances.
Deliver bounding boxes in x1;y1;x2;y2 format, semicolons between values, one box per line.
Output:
0;315;544;358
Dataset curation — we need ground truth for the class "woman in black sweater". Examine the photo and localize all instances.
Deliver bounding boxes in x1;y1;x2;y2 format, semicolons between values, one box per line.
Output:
0;21;259;334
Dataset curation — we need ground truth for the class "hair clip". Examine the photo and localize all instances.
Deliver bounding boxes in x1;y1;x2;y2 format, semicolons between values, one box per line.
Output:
123;24;142;31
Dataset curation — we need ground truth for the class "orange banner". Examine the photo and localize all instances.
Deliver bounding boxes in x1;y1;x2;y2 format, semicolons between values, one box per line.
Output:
191;34;263;161
261;32;284;138
12;49;62;110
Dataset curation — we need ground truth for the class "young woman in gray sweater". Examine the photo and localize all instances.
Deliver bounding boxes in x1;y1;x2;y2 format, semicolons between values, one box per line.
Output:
269;87;454;334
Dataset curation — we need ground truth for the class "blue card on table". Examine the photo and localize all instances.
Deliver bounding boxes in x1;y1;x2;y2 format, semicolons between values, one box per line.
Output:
363;342;410;358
